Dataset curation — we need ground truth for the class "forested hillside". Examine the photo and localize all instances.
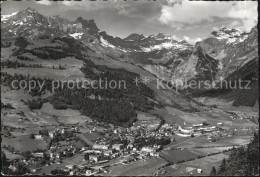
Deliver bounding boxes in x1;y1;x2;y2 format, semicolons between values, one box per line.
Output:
211;133;259;176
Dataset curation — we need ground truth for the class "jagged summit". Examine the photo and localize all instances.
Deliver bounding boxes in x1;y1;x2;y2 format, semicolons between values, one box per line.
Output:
211;27;247;39
124;33;146;41
76;17;99;35
25;7;37;12
125;33;176;41
209;27;249;45
154;33;172;39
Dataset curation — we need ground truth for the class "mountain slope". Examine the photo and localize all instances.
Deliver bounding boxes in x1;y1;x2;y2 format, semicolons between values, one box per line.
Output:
1;8;208;128
1;8;258;108
178;27;258;107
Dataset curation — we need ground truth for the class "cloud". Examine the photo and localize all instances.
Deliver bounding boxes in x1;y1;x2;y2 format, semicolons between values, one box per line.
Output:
158;0;257;32
171;34;202;45
115;4;135;16
35;0;52;6
212;26;219;31
114;1;162;19
35;0;111;11
230;20;241;28
183;36;201;44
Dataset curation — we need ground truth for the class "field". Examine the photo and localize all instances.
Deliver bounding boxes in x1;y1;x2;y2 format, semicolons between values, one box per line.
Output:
172;135;252;149
2;149;23;160
1;85;36;109
137;111;158;121
1;48;85;80
38;103;91;124
3;67;84;80
191;146;233;155
194;97;259;113
160;149;198;163
164;106;232;126
106;157;168;176
155;105;258;132
163;152;231;176
78;132;103;146
2;135;50;153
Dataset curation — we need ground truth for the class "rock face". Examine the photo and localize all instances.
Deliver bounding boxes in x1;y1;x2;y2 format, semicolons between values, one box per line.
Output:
1;8;258;106
1;8;193;68
173;27;258;82
177;27;258;107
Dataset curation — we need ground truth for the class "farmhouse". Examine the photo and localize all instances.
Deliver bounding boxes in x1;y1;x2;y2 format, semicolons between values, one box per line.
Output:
32;152;44;158
34;134;43;139
89;154;100;162
93;144;109;150
112;144;124;151
103;150;112;157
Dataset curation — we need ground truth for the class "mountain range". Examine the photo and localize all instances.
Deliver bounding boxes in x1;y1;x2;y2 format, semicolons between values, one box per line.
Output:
1;7;258;108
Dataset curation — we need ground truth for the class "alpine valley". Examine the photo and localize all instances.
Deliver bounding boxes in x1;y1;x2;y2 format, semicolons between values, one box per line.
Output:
1;7;259;176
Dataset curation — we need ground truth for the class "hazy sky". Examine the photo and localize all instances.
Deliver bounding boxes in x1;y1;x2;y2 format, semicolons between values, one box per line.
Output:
1;0;258;44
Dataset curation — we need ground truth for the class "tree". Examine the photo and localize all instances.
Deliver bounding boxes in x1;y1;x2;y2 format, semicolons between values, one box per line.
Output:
218;158;226;174
84;153;89;160
1;151;8;166
210;166;217;176
29;134;35;139
39;129;49;136
22;151;31;160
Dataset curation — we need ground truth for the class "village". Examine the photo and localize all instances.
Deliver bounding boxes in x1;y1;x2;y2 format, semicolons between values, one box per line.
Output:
3;111;257;176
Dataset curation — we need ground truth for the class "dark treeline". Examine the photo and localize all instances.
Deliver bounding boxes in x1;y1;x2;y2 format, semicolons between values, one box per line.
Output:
1;41;12;48
1;72;53;96
2;36;159;126
50;59;157;127
211;133;259;176
17;55;34;61
1;151;30;175
1;102;15;109
28;98;46;110
134;137;171;148
15;36;94;60
12;37;30;56
1;60;43;68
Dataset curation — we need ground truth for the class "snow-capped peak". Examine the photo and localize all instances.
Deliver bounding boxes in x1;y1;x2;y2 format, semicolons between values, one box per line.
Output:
1;11;18;21
154;33;173;40
69;32;83;39
211;27;248;44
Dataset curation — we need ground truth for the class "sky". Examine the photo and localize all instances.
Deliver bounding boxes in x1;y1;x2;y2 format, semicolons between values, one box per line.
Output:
1;0;258;44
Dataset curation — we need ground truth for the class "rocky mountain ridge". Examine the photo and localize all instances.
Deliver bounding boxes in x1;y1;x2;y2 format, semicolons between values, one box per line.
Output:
1;8;258;107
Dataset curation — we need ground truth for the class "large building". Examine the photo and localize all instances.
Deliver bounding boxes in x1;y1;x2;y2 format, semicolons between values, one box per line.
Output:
141;146;155;153
178;126;194;134
93;144;109;150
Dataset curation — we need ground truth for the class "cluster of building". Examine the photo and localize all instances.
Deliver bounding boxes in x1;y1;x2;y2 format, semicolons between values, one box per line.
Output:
8;114;255;175
176;122;217;137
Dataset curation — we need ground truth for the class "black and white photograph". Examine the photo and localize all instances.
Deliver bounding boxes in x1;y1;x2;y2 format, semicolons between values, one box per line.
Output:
1;0;259;176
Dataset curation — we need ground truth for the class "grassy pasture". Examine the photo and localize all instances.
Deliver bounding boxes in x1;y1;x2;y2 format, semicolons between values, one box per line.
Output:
107;157;168;176
2;135;50;153
160;149;198;163
163;152;230;176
